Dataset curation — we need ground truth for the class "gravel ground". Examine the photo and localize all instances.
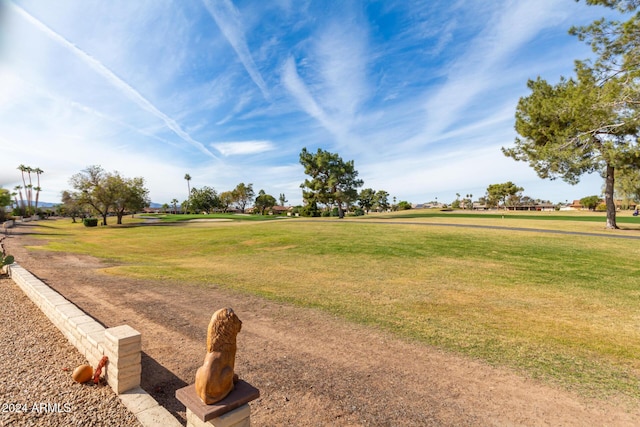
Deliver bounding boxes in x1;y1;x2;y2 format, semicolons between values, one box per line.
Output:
0;277;141;427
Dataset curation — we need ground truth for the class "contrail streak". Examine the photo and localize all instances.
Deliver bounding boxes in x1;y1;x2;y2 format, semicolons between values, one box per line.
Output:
10;2;217;159
202;0;270;101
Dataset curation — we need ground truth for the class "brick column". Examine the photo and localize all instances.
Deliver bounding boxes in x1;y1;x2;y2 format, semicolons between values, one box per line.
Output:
104;325;142;394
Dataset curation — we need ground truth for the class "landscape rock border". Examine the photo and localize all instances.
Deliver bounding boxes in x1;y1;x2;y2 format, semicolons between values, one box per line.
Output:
4;262;181;427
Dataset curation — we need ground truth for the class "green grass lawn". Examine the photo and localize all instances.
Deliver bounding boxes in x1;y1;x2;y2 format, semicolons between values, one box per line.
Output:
25;213;640;400
142;213;285;222
376;209;640;223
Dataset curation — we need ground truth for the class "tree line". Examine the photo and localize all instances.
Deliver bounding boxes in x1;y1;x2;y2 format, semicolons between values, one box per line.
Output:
5;157;633;226
176;182;271;215
157;148;410;218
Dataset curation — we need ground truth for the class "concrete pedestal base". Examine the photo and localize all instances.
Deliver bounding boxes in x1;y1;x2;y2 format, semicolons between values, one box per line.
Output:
176;381;260;427
186;404;250;427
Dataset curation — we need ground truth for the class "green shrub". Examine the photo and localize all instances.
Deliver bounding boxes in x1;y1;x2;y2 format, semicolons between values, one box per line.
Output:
1;254;14;267
83;218;99;227
299;204;320;217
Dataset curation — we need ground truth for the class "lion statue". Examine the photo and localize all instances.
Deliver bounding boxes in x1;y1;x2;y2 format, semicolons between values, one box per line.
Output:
195;307;243;405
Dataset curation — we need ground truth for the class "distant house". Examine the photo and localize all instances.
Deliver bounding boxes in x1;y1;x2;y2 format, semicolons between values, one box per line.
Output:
563;199;638;211
142;207;163;214
246;205;292;215
271;205;292;215
534;202;555;211
505;205;524;211
566;200;584;210
504;202;556;211
616;199;637;210
414;203;444;209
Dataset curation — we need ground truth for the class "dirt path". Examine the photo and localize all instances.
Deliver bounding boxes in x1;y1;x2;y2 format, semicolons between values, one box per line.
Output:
3;222;639;426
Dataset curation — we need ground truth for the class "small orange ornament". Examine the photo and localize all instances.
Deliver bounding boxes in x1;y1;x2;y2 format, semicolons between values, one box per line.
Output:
72;365;93;383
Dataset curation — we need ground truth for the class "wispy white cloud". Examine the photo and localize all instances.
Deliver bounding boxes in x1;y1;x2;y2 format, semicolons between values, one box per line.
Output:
420;0;572;139
9;2;217;160
213;140;275;156
314;19;370;120
280;12;371;150
202;0;270;100
281;57;334;134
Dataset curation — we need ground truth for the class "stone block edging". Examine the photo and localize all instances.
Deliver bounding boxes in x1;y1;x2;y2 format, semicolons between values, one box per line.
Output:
6;263;181;427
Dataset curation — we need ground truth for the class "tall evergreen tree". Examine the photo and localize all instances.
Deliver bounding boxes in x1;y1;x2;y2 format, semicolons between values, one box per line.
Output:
503;2;640;229
299;148;363;218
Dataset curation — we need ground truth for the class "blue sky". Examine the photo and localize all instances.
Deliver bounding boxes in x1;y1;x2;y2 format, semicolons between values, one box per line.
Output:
0;0;624;206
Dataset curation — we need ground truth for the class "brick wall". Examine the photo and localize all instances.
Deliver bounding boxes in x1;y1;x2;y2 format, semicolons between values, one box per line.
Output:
7;263;141;394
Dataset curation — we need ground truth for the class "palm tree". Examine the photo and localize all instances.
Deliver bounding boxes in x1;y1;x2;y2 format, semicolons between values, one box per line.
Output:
171;198;179;214
11;190;18;212
13;185;25;215
25;166;34;214
468;194;473;210
33;187;41;212
33;167;43;211
184;174;191;213
25;184;33;215
17;165;28;213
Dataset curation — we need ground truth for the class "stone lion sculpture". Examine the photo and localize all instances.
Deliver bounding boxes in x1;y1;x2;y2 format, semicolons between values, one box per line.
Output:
195;307;243;404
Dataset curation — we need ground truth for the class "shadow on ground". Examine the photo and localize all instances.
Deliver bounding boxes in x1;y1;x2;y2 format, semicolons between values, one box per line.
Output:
141;352;188;423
